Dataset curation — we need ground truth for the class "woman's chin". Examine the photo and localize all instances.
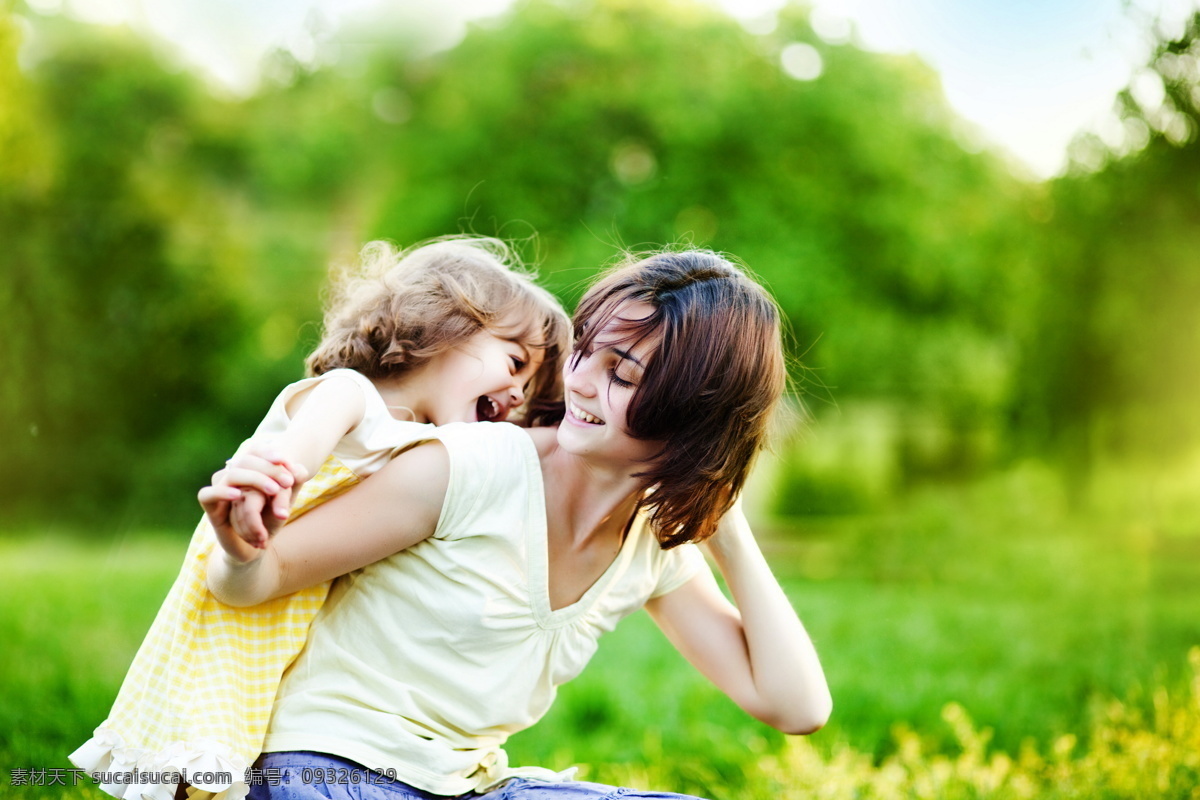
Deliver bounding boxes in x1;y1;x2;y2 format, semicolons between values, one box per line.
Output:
556;419;599;453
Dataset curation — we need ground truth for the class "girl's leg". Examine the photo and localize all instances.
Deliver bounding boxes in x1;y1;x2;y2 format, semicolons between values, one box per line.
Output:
484;777;708;800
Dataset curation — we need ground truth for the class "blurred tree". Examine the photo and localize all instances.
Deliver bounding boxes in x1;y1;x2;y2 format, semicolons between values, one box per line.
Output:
0;10;417;525
0;12;245;522
1018;11;1200;489
364;0;1037;487
22;0;1185;524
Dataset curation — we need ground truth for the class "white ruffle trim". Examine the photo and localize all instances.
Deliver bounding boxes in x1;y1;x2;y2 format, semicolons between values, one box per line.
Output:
69;727;250;800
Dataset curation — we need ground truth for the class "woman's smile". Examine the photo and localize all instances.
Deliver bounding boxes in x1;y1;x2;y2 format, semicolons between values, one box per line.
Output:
567;402;605;425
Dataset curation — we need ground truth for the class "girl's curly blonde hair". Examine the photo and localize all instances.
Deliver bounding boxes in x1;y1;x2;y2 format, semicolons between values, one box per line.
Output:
306;236;569;426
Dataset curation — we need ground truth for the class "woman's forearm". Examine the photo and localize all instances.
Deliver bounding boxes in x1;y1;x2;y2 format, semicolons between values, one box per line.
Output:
200;439;450;607
705;509;833;734
206;544;284;607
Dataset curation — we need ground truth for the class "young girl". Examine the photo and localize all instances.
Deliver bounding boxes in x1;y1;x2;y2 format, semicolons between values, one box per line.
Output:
70;237;571;800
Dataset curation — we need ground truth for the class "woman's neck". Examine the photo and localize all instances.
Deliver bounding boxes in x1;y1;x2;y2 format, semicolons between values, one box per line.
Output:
536;432;646;549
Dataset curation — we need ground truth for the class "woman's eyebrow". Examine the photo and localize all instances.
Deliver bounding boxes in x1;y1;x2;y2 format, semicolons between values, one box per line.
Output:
611;347;644;368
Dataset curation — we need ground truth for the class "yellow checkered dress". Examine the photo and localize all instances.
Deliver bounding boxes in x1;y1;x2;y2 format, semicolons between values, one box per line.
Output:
71;456;361;800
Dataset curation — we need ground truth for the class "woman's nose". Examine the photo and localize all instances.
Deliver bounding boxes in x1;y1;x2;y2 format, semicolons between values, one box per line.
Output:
564;352;598;397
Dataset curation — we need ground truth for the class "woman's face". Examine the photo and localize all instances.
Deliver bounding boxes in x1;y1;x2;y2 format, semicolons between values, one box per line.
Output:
558;300;661;467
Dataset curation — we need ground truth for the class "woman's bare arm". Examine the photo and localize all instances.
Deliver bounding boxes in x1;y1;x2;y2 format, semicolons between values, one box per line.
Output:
645;503;832;735
201;440;448;606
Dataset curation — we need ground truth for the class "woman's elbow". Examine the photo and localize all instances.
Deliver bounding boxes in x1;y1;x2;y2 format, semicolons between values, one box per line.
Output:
759;693;833;736
205;561;274;608
779;707;832;736
206;580;260;608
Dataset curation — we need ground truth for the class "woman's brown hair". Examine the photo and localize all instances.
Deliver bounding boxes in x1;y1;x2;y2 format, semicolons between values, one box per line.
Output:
572;249;786;548
306;237;569;426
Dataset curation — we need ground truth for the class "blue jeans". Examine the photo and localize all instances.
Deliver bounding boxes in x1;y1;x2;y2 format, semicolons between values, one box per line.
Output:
485;777;707;799
247;752;707;800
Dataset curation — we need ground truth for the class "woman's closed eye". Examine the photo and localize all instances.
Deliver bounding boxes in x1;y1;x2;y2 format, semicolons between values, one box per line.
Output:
608;367;635;389
510;355;526;373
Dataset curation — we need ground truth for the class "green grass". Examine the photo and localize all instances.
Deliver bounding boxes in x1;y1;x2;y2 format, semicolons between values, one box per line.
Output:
2;464;1199;798
0;532;184;799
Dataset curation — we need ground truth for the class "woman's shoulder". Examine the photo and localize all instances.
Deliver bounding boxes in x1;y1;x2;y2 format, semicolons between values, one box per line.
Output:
424;421;543;469
414;422;543;540
521;425;559;457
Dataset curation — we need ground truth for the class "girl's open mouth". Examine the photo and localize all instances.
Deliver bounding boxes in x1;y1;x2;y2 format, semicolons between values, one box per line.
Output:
476;395;506;422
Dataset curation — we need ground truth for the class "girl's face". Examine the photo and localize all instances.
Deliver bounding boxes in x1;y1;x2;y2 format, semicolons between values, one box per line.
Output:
558;300;661;467
422;328;543;425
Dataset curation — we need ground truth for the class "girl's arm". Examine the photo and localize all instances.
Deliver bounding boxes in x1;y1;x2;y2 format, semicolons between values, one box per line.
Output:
201;440;448;606
644;502;832;735
227;374;370;546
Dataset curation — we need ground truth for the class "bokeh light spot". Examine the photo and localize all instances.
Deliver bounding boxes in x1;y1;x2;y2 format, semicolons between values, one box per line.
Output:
372;88;412;125
610;141;656;186
781;42;823;81
1130;68;1166;113
810;8;852;45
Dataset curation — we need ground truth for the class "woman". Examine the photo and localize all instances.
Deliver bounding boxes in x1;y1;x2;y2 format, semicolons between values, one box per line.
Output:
202;249;832;800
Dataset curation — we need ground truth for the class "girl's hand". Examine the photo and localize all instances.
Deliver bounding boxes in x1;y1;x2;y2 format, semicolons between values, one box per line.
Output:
230;487;293;550
200;444;308;562
198;483;266;565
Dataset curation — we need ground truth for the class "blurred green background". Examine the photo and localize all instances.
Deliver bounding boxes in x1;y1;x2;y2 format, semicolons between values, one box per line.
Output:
3;0;1200;796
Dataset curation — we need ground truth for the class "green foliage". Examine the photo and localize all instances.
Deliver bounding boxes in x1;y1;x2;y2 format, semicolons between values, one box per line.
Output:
0;533;182;793
1;0;1045;525
1016;140;1200;480
5;4;1200;797
370;0;1032;421
698;672;1200;799
587;667;1200;798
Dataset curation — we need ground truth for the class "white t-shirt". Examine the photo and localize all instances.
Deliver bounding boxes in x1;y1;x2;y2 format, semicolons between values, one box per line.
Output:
261;421;708;795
